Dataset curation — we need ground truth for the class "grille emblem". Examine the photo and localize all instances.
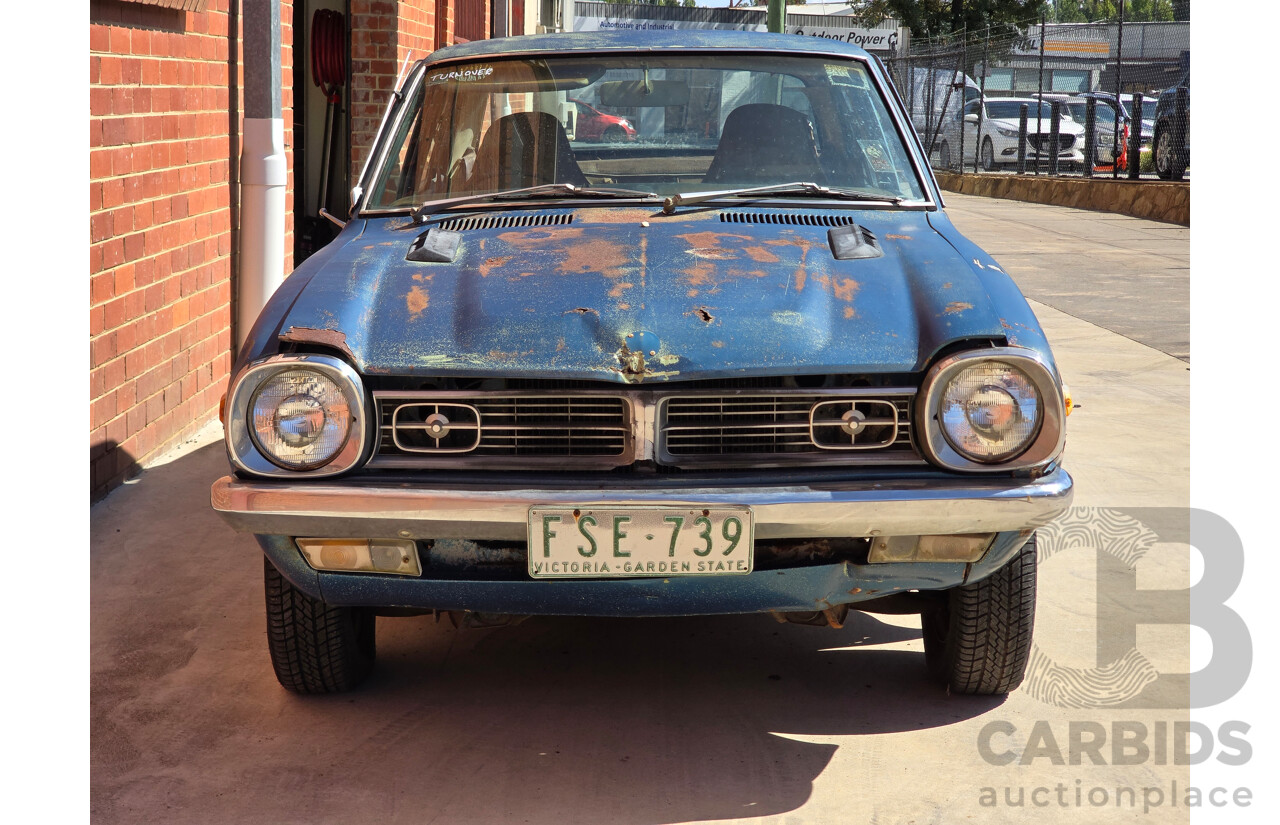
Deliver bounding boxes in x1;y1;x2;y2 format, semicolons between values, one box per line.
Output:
389;402;481;453
809;399;900;450
840;408;867;436
425;413;451;439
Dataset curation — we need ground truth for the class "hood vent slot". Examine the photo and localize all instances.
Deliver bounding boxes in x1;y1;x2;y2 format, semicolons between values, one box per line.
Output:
721;212;860;227
438;212;573;232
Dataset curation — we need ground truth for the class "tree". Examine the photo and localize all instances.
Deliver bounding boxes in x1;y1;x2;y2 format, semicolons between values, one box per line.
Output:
850;1;1051;38
1051;0;1174;22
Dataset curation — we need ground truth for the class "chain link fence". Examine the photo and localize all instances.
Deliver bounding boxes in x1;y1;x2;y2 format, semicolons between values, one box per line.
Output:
885;18;1189;181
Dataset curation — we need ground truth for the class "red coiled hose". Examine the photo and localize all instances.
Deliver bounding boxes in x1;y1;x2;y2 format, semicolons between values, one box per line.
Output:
311;9;345;103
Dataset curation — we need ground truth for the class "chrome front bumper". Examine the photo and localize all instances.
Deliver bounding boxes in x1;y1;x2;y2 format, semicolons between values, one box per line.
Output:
211;466;1073;540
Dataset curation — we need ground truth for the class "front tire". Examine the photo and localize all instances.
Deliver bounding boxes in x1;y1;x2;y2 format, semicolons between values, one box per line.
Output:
603;125;625;143
1153;127;1186;180
980;137;996;171
264;557;376;693
922;533;1037;695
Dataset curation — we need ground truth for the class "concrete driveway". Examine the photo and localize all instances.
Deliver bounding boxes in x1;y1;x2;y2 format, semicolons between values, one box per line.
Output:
92;195;1191;824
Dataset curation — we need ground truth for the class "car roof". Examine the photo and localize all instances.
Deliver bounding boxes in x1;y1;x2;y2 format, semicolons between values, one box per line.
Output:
426;30;874;63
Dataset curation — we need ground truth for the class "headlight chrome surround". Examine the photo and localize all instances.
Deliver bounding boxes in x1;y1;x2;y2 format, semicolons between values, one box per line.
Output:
226;354;369;477
917;347;1066;473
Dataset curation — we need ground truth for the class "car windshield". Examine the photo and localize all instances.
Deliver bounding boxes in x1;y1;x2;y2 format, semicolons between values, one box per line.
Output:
1064;102;1117;123
364;53;926;210
985;100;1059;121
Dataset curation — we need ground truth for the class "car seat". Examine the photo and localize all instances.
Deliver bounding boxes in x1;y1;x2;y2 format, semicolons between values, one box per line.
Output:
470;111;589;191
703;104;824;185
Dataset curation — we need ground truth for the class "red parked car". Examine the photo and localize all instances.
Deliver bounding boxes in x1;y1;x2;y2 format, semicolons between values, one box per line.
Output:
570;98;636;141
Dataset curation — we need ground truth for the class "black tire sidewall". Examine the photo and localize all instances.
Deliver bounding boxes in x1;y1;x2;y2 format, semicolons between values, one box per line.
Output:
923;534;1037;695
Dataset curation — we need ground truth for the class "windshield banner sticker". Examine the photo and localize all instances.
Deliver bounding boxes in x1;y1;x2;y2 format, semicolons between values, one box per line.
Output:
429;66;494;84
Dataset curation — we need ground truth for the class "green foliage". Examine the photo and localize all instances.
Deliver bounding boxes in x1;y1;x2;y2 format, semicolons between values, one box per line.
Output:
1052;0;1173;21
851;1;1050;39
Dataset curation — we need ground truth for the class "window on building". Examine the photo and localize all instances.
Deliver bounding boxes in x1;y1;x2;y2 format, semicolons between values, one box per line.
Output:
1050;70;1090;93
455;0;486;43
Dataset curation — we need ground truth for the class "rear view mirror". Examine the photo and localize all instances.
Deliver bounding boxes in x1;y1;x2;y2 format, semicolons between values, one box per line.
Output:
598;80;690;108
964;113;979;124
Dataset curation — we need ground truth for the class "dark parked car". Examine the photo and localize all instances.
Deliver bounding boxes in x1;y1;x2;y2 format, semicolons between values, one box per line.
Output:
1060;97;1121;166
570;98;636;142
1078;91;1154;150
212;31;1073;696
1152;71;1190;180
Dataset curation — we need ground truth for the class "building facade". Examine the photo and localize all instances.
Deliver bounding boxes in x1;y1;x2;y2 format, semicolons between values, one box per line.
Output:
89;0;518;498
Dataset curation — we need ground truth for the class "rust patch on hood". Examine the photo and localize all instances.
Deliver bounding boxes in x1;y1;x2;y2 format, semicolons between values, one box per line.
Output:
944;301;974;315
278;326;354;360
831;277;860;303
764;233;825;294
478;256;512;277
498;226;584;246
407;286;430;319
687;247;736;261
575;207;661;225
559;239;630;281
812;274;860;303
744;245;780;263
615;341;646;376
885;234;913;240
683;261;717;289
677;230;752;250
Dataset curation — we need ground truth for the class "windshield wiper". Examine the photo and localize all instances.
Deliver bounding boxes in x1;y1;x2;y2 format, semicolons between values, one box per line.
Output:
662;181;902;214
414;183;659;220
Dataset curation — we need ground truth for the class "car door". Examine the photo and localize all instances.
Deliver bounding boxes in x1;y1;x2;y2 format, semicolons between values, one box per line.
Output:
960;99;981;156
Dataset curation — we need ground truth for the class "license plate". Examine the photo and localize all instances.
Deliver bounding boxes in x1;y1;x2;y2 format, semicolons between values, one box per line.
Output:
527;506;754;579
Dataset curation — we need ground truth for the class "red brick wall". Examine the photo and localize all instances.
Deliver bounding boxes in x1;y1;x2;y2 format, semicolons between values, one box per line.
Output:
89;0;295;498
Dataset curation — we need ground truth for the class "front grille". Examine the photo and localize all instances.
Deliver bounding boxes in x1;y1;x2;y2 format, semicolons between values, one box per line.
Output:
372;392;631;469
1027;135;1077;152
658;391;917;466
370;387;922;470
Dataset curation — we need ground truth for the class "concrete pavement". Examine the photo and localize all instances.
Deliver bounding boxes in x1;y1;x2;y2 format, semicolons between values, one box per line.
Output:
944;192;1190;362
91;196;1191;824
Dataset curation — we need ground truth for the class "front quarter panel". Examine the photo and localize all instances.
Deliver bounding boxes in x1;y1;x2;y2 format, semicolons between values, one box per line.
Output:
925;209;1058;373
232;219;369;374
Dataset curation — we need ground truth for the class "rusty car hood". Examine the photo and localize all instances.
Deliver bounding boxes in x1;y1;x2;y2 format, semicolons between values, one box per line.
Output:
275;207;1013;382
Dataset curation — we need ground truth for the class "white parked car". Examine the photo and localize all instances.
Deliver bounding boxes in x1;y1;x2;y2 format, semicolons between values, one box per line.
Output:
937;97;1085;171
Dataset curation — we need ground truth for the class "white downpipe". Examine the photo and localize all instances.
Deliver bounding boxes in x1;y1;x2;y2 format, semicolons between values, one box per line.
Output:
238;117;288;349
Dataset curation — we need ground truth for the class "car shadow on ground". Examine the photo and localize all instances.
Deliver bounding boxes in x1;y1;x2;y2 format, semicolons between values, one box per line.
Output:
92;440;1005;825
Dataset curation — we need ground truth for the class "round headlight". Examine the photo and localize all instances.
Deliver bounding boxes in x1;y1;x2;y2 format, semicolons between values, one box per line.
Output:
938;361;1042;463
249;369;353;470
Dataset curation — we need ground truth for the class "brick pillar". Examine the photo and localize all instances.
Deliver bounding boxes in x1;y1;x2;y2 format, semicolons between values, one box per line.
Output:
89;0;295;499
